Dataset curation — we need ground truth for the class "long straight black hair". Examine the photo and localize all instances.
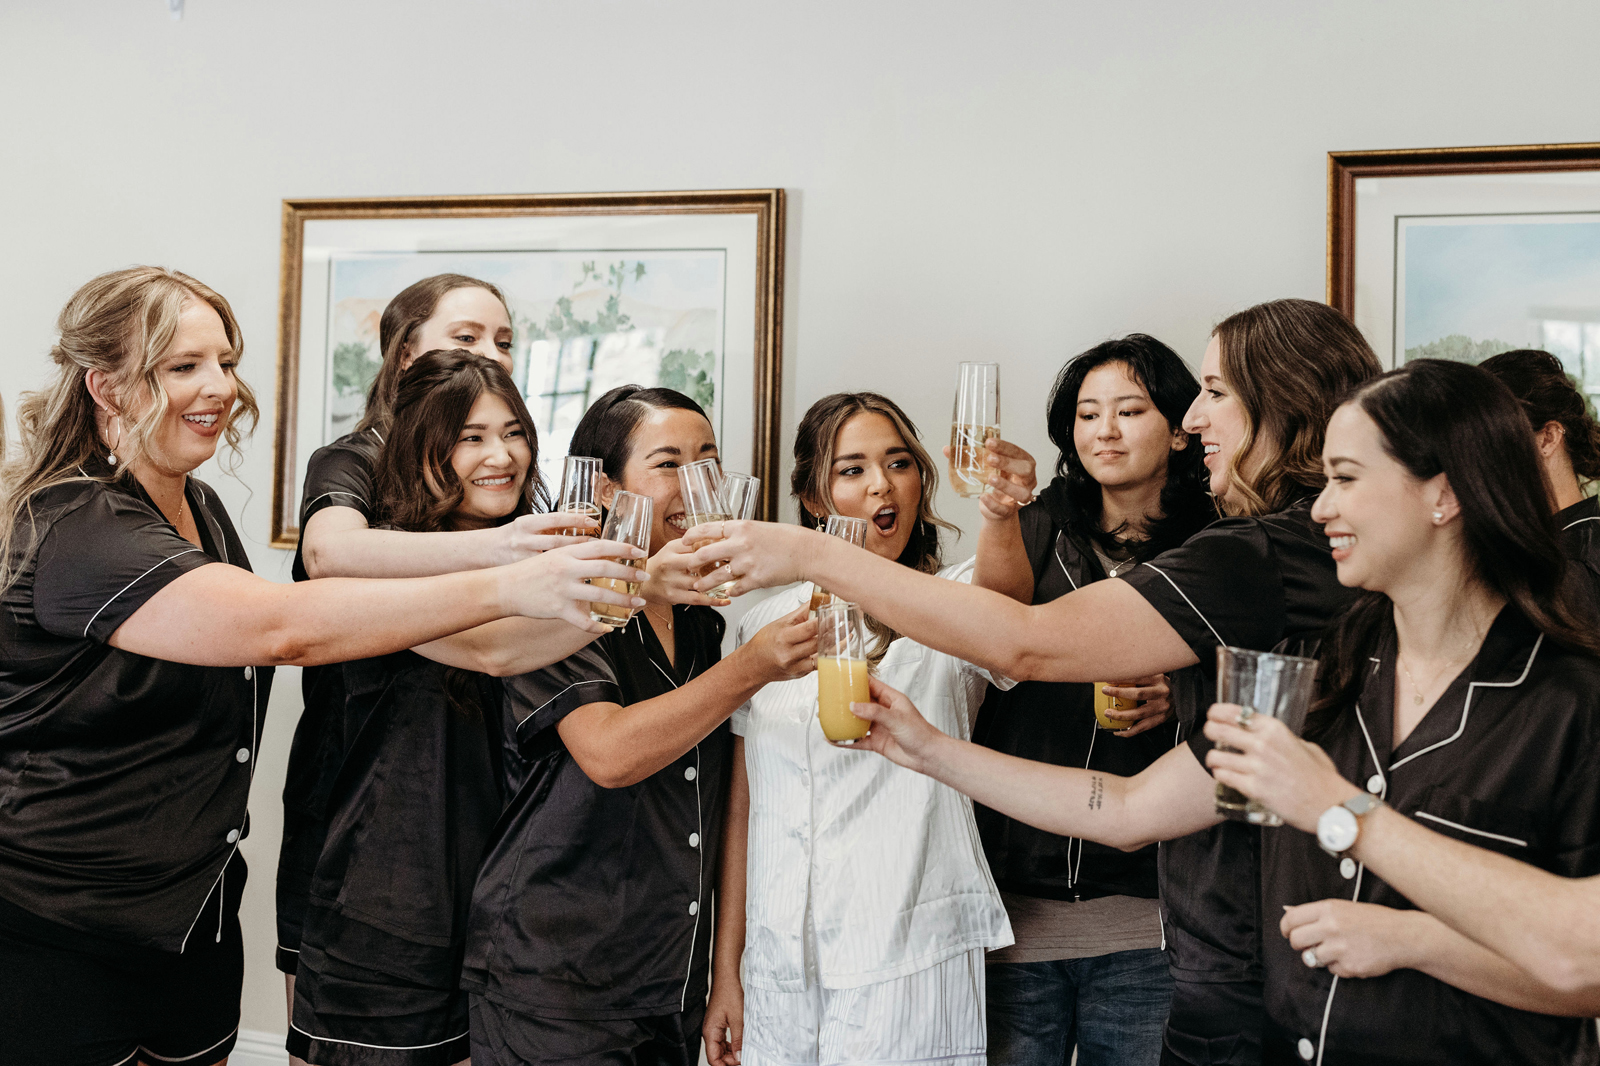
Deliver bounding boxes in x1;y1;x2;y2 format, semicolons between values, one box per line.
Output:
1311;359;1600;729
1043;334;1213;560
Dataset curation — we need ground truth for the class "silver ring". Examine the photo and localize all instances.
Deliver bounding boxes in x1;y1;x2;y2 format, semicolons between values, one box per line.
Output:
1302;948;1320;969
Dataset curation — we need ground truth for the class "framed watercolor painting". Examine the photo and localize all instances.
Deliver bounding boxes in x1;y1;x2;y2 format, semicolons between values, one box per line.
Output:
270;189;785;548
1327;143;1600;387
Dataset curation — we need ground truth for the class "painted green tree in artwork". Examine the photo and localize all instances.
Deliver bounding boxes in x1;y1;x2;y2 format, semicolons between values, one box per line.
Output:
523;260;717;412
331;341;381;397
660;348;717;410
1404;335;1516;364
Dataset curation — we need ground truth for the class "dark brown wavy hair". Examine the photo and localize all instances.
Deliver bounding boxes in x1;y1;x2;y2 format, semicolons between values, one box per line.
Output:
1213;299;1382;516
790;392;956;662
374;349;549;533
357;274;510;435
1308;359;1600;736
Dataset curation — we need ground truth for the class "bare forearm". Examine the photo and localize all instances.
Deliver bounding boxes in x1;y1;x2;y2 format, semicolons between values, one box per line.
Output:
114;565;514;667
915;733;1217;849
973;516;1035;605
306;525;505;578
415;617;595;676
807;536;1045;677
805;537;1194;681
563;651;772;788
1397;911;1600;1015
1355;808;1600;994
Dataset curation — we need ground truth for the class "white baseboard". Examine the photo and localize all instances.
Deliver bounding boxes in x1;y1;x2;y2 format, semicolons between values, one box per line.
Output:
233;1028;289;1066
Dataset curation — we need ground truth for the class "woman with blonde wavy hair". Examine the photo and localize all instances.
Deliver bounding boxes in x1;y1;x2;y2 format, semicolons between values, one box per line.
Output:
688;299;1382;1065
0;267;646;1066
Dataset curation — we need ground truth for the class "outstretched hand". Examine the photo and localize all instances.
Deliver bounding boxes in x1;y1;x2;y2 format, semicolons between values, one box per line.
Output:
496;511;600;564
645;537;729;607
501;539;648;634
1203;703;1355;833
835;675;948;773
683;520;820;598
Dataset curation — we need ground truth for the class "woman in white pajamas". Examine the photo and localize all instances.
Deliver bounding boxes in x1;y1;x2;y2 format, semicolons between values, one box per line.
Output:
702;392;1031;1066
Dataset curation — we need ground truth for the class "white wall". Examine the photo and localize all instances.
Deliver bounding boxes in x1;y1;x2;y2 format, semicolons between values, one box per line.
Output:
4;0;1598;1039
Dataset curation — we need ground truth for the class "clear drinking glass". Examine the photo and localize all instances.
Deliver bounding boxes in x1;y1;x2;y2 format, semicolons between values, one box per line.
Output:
706;472;761;598
588;491;652;627
556;456;603;537
950;361;1001;498
809;515;869;612
1212;645;1319;825
816;601;871;744
677;458;728;528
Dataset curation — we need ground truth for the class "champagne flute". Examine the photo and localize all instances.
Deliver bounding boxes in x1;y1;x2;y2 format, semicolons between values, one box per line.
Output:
816;601;871;743
809;515;869;612
707;472;761;598
949;361;1000;498
557;456;603;537
677;457;729;583
589;491;653;627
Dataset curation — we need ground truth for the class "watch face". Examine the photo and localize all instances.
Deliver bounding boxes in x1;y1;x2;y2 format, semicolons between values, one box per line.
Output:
1318;806;1359;853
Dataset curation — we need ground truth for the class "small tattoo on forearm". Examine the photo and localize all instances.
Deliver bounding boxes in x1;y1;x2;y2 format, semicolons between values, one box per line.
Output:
1088;775;1104;811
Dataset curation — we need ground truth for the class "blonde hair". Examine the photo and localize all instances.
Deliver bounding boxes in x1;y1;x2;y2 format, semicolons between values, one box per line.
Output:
1;267;258;588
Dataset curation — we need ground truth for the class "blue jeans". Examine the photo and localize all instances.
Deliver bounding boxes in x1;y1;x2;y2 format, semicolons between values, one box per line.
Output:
987;949;1173;1066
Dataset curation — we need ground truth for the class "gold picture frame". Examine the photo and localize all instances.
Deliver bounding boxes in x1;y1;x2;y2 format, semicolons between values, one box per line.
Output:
1326;143;1600;369
271;189;786;548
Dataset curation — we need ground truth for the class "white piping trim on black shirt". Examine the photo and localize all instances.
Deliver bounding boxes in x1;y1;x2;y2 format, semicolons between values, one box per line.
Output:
1414;812;1528;847
1563;515;1599;531
81;549;203;637
1137;562;1227;649
515;679;617;729
301;489;370;513
1389;634;1542;772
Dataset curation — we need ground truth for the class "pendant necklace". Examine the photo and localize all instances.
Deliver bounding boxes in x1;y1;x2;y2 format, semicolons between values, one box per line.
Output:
644;603;673;632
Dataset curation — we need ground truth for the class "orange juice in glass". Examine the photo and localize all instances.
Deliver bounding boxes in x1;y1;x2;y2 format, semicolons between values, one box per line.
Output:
816;601;870;743
1092;683;1138;731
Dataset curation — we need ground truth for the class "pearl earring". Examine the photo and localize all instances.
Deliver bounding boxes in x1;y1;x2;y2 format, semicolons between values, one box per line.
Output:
1432;511;1443;523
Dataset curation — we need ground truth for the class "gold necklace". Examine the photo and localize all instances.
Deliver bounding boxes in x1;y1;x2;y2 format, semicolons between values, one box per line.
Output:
1396;627;1482;706
643;603;673;632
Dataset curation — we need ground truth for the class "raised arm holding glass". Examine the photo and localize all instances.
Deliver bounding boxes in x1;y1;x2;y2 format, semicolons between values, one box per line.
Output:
689;298;1379;1065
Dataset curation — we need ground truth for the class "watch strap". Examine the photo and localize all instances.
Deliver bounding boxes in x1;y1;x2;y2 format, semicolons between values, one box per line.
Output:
1344;792;1383;817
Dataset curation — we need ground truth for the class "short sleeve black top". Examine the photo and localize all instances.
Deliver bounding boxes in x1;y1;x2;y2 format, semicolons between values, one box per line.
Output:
973;502;1183;903
462;605;731;1021
0;467;273;951
1119;503;1356;985
1262;611;1600;1066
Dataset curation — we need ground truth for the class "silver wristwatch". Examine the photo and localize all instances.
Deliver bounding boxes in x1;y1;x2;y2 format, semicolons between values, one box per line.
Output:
1316;792;1383;855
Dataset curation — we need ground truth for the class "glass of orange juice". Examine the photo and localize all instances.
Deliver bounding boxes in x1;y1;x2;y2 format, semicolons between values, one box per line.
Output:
816;601;870;743
1092;683;1139;731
